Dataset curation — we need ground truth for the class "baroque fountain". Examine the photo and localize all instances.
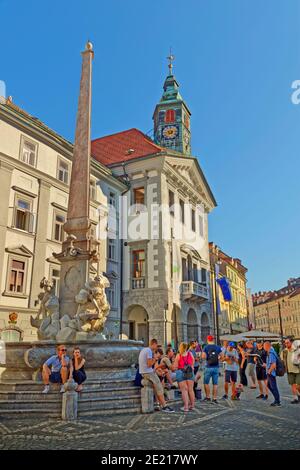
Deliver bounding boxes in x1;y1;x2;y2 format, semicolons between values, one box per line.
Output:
0;43;142;416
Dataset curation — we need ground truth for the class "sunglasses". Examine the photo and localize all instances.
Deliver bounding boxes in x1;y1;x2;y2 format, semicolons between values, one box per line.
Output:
60;349;67;352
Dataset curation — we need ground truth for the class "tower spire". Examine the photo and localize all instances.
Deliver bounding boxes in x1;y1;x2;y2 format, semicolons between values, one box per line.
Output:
153;52;192;155
167;48;175;76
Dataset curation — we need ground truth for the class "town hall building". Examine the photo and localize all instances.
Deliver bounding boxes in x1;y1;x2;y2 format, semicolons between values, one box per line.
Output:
92;60;217;346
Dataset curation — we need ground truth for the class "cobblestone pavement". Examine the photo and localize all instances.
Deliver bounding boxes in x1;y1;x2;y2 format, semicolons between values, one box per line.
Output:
0;377;299;450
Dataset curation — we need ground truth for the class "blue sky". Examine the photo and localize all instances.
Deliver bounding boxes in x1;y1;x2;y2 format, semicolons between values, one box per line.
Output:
1;0;300;292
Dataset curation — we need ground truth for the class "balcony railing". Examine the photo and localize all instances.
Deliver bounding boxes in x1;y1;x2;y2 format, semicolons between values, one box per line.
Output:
132;277;146;289
181;281;209;302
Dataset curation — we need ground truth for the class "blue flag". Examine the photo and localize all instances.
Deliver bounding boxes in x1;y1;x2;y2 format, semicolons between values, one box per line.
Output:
217;277;232;302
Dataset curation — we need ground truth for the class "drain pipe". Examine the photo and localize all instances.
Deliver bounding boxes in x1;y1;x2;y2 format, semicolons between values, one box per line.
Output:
119;164;131;338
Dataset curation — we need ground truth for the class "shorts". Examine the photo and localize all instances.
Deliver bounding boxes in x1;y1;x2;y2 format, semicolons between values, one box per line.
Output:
170;371;177;382
176;369;195;383
287;372;300;386
142;372;164;395
49;371;62;383
247;363;256;379
203;367;219;385
225;370;238;383
256;367;267;381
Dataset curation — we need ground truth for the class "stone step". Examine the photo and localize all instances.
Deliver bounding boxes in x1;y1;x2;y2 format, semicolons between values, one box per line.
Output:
78;386;141;399
0;378;136;392
78;406;141;417
78;394;141;412
0;408;61;419
0;398;62;411
0;386;141;401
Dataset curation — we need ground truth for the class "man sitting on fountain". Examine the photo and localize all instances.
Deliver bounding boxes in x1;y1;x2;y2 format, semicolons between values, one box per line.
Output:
42;344;71;394
139;338;174;413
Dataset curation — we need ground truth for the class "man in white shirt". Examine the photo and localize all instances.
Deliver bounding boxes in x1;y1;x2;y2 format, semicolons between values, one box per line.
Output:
139;338;174;413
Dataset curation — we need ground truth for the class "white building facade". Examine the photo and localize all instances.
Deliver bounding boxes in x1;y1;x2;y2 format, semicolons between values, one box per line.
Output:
0;99;126;341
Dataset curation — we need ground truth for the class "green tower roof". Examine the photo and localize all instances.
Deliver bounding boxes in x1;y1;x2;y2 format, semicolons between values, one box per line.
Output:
160;74;183;104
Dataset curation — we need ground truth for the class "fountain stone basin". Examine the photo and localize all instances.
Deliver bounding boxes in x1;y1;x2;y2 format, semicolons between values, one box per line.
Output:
0;339;143;382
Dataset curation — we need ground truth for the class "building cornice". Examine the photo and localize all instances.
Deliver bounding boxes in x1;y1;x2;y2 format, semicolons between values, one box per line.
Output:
0;104;127;193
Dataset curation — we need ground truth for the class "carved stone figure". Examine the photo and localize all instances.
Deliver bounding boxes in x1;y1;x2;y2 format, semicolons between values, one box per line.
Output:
75;274;110;334
30;278;60;340
31;273;111;342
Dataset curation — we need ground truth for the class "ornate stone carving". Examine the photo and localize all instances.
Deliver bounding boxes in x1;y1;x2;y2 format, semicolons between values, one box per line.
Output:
30;277;60;340
74;274;110;334
30;274;110;342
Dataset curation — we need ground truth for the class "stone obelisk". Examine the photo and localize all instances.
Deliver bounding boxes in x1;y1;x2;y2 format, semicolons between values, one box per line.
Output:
54;42;95;318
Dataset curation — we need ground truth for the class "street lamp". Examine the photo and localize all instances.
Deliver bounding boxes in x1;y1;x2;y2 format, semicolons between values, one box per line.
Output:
213;261;222;345
266;305;271;332
277;299;284;344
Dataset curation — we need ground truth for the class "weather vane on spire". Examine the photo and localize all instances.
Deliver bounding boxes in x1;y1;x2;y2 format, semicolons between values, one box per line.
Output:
167;47;175;75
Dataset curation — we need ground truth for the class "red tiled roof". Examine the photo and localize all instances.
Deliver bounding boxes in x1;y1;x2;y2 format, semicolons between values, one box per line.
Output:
91;128;164;166
289;286;300;298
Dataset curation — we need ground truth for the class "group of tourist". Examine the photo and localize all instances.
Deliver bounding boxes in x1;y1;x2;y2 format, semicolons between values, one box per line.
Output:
138;335;300;412
40;336;300;414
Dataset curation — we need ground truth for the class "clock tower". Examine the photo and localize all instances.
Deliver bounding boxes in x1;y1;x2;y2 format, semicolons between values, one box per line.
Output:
153;53;191;155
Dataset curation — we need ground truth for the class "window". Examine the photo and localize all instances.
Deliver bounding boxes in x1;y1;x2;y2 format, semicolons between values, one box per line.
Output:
109;192;116;208
20;137;37;167
165;109;175;123
176;109;181;121
57;158;70;184
132;250;145;278
182;258;187;281
180;200;185;223
8;259;26;293
201;268;207;284
133;187;145;205
158;111;165;123
14;196;34;232
53;213;65;242
129;321;135;339
50;266;60;296
193;263;198;283
169;190;175;216
108;238;117;260
90;179;96;200
191;209;196;232
199;215;204;237
184;113;190;130
107;280;117;309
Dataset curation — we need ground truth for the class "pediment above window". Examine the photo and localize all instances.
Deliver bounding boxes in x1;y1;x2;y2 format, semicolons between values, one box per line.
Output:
5;245;33;258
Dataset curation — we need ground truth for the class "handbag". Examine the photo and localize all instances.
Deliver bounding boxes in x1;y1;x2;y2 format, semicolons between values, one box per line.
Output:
181;353;194;380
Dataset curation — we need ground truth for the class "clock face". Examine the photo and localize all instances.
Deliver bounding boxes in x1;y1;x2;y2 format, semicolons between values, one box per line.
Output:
162;125;178;140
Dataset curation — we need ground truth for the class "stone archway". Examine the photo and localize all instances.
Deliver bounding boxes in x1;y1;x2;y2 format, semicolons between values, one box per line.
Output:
201;312;210;343
126;305;149;345
187;308;198;343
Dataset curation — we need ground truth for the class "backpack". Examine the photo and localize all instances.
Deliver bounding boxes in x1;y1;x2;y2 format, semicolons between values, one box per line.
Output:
275;352;286;377
206;346;219;367
291;341;300;367
181;353;194;380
